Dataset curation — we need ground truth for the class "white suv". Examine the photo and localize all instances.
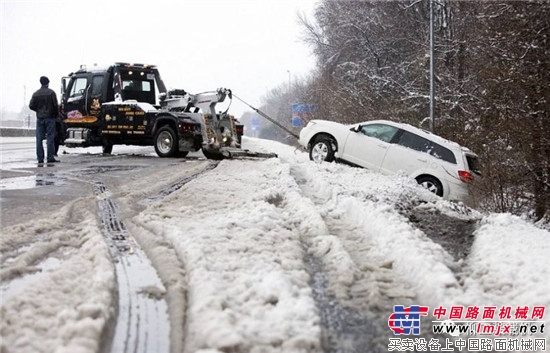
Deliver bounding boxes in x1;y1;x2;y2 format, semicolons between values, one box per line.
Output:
299;119;481;204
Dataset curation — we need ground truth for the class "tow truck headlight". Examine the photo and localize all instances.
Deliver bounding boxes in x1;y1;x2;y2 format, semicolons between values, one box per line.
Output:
221;130;232;144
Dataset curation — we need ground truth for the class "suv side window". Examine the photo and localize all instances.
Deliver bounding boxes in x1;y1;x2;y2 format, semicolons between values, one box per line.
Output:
430;143;456;164
397;130;456;164
397;130;431;152
361;124;399;143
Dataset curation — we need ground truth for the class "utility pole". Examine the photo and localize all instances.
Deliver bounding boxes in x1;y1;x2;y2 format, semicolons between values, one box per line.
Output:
287;70;291;94
429;0;435;132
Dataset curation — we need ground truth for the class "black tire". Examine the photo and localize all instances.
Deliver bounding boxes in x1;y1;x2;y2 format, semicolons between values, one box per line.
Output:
54;119;65;156
102;139;113;154
416;175;444;197
154;126;179;157
202;148;224;160
54;138;60;156
309;137;336;163
176;151;189;158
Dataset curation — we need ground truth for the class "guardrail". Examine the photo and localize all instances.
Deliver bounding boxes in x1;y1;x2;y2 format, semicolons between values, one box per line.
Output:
0;128;36;137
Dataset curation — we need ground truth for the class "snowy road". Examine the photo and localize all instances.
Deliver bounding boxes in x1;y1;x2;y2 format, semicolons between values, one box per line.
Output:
1;137;549;353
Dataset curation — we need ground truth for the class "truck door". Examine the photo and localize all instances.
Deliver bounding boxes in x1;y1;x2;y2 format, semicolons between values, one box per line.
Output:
63;74;105;119
88;75;105;117
64;75;89;119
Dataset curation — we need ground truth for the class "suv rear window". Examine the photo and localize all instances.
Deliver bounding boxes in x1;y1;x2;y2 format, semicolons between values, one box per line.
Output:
466;155;482;175
396;130;456;164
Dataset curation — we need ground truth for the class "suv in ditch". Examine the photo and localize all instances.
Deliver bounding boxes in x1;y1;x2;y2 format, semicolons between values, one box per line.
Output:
299;119;481;205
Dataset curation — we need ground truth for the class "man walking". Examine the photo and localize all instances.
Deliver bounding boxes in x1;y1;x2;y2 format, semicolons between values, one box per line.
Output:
30;76;59;164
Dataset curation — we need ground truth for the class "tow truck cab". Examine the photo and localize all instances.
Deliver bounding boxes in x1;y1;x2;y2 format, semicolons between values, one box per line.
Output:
62;63;164;117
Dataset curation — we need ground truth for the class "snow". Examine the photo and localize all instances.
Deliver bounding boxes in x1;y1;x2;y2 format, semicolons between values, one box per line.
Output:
1;201;115;352
463;213;550;306
1;136;549;352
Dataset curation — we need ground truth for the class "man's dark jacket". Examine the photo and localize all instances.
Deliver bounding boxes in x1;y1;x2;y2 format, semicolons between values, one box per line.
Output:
29;86;59;119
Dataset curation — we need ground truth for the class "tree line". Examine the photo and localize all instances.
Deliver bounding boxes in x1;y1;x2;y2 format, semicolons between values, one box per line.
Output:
247;0;549;223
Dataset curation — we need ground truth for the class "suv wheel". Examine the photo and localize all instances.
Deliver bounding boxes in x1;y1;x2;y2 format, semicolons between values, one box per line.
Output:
416;176;443;197
309;137;336;163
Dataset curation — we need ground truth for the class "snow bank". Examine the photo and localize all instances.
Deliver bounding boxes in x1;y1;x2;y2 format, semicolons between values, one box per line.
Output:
245;138;463;308
464;213;550;308
245;137;550;334
136;158;321;352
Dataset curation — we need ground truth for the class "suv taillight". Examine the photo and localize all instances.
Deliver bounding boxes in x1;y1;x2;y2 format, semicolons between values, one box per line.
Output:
458;170;474;183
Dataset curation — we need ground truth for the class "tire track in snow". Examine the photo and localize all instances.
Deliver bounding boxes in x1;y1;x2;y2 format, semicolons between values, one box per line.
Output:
401;203;479;261
304;254;378;353
285;164;411;353
126;160;220;353
93;181;170;353
141;161;219;205
286;161;481;352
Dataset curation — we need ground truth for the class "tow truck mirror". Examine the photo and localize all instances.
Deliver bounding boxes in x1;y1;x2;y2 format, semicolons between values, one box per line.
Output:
61;77;69;97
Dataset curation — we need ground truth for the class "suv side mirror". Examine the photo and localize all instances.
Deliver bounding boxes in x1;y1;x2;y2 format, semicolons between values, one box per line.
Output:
351;124;362;133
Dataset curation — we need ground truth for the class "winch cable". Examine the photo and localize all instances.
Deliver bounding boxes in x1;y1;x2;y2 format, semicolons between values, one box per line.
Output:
233;93;300;140
223;90;233;115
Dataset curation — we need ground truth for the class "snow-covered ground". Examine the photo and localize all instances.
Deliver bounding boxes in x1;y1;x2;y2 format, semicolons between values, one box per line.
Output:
1;137;549;352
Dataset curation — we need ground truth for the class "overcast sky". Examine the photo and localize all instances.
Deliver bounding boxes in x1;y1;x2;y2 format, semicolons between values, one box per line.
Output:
1;0;317;118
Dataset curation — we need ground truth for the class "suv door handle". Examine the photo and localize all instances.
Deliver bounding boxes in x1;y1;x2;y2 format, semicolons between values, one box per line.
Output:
417;158;427;163
377;144;388;149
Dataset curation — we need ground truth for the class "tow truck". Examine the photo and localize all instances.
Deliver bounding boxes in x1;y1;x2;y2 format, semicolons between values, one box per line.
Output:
58;62;276;159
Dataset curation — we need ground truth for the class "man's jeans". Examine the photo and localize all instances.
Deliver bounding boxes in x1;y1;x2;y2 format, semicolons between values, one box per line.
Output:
36;117;56;162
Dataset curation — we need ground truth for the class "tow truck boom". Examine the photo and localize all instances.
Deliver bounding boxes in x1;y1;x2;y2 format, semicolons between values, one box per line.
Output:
160;87;277;159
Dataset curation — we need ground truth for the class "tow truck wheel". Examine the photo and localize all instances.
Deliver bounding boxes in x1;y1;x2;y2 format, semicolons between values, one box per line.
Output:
155;126;178;157
54;139;60;156
102;139;113;154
